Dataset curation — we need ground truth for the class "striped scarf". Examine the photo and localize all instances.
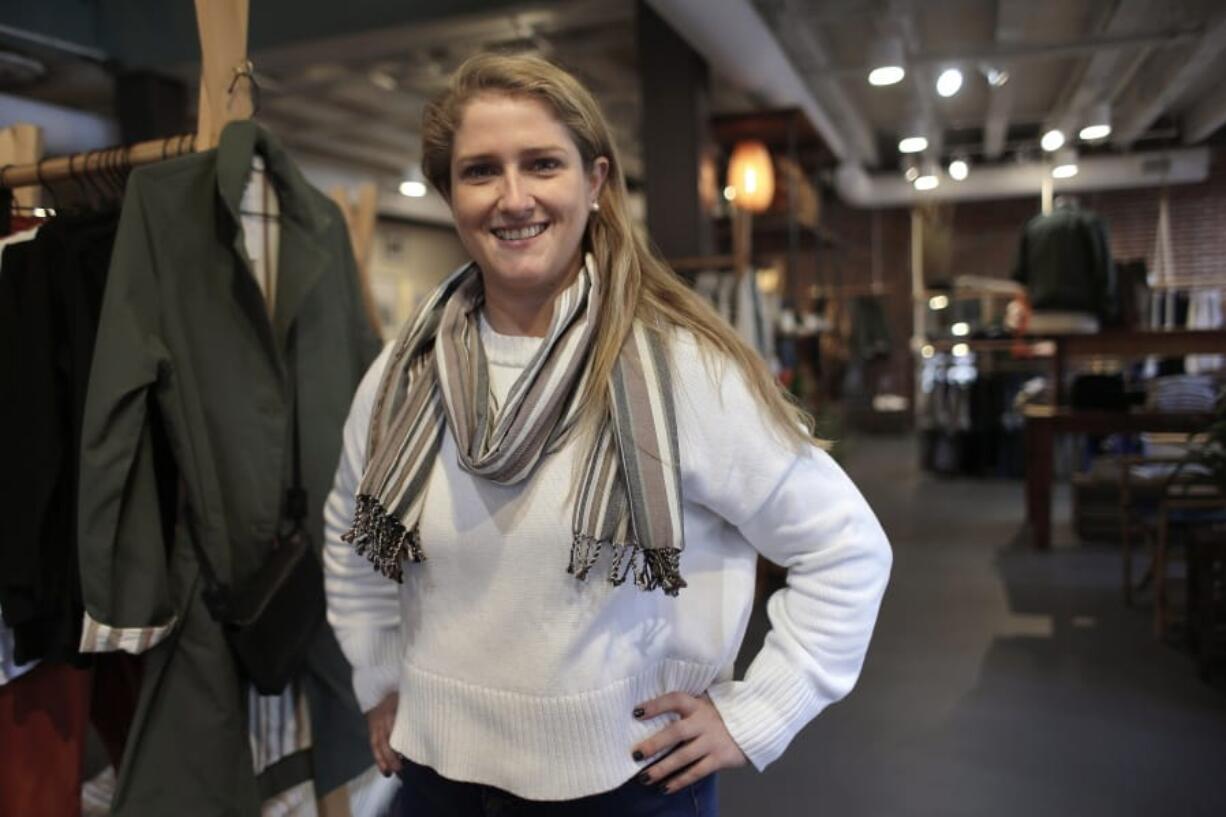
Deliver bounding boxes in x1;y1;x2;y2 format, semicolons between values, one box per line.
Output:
342;255;686;595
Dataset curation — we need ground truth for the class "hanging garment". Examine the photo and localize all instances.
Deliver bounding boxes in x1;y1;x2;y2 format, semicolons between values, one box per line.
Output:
691;269;775;364
0;214;117;665
0;225;41;685
75;121;379;816
1013;206;1116;321
1185;289;1223;374
849;296;891;361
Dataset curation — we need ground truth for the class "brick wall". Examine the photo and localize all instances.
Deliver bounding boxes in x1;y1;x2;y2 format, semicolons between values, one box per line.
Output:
811;147;1226;417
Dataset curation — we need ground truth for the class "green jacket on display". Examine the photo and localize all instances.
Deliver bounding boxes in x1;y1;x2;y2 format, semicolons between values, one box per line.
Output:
77;121;380;816
1012;205;1117;321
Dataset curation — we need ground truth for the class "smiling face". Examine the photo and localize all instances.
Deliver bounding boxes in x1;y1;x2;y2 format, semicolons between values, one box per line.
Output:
448;93;608;318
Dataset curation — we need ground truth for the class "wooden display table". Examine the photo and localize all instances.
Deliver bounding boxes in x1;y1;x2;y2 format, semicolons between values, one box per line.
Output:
1021;329;1225;550
1050;330;1226;403
1023;407;1215;550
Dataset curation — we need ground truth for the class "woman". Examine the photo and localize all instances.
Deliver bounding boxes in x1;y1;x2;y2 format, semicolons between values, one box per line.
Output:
323;53;891;815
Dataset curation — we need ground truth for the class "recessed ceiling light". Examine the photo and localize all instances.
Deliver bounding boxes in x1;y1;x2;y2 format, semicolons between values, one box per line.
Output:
1052;163;1079;179
399;180;427;197
948;159;969;181
869;65;906;86
936;68;963;98
1041;128;1066;152
1079;124;1111;141
914;174;939;191
899;136;929;154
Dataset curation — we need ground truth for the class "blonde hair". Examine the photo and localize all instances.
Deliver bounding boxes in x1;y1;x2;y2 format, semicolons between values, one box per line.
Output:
421;53;813;448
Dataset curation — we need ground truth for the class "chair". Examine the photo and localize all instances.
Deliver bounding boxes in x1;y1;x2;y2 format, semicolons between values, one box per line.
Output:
1153;492;1226;639
1117;448;1226;636
1117;455;1182;605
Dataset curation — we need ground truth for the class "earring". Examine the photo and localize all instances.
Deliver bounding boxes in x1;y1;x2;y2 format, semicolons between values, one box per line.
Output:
591;201;600;212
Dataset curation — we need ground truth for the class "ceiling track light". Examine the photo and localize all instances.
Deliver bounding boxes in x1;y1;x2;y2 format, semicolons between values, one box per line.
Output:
948;158;969;181
1041;127;1066;152
979;62;1009;87
914;160;940;191
902;154;921;182
1051;147;1079;179
899;136;928;154
868;37;906;86
1078;102;1112;142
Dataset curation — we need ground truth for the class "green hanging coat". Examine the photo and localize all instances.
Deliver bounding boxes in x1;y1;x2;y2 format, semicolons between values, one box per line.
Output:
76;121;380;816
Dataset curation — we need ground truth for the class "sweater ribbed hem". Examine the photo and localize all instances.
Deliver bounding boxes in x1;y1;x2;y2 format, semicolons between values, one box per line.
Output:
389;658;718;800
706;656;824;772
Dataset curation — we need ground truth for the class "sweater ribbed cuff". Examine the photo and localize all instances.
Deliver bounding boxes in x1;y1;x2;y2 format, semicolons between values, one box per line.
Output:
706;656;824;772
344;627;403;712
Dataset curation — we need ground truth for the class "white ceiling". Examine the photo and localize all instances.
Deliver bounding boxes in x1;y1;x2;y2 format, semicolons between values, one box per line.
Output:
751;0;1226;169
5;0;1226;203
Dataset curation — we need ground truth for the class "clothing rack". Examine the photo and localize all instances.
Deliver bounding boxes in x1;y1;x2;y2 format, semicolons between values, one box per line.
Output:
0;134;196;191
2;0;250;191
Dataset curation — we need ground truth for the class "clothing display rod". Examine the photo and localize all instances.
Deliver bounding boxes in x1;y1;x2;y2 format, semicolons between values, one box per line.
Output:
0;134;196;191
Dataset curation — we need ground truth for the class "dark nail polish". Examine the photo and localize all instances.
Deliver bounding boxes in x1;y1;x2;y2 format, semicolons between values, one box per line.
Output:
637;772;651;785
658;784;671;795
632;750;644;761
633;707;645;718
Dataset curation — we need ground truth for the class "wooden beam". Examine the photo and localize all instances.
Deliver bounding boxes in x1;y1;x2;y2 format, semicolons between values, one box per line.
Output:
329;183;384;340
0;124;44;208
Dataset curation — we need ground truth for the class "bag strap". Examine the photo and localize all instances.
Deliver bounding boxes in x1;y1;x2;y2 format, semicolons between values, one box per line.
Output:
283;325;307;533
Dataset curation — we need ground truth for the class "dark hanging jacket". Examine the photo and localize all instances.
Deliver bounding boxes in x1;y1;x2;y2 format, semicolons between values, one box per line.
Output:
1012;205;1117;322
0;213;117;665
76;121;379;816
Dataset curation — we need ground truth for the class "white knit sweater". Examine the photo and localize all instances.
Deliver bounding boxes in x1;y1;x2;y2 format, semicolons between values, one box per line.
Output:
322;321;891;801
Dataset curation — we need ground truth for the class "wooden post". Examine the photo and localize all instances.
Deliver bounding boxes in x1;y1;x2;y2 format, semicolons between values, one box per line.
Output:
0;125;45;208
329;184;383;340
194;0;252;150
731;206;753;279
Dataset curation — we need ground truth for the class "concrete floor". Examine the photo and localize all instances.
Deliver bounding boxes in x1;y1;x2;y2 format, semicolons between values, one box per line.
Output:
718;434;1226;817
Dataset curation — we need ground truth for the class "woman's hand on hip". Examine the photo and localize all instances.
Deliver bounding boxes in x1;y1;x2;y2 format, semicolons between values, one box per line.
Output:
631;692;747;793
366;692;402;777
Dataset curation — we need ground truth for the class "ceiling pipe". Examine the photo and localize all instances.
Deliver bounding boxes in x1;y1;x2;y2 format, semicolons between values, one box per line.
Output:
835;147;1209;207
826;28;1202;76
645;0;853;163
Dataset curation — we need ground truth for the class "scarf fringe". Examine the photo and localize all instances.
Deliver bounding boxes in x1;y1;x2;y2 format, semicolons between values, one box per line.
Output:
341;494;425;583
568;534;687;597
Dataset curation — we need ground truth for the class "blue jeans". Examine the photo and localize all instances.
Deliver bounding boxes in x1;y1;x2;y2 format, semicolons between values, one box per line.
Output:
395;757;718;816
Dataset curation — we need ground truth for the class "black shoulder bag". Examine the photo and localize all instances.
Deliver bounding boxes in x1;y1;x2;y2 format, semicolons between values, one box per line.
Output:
192;335;326;695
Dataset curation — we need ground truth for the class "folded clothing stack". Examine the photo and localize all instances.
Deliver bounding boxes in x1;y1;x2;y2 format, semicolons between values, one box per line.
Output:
1147;374;1221;413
